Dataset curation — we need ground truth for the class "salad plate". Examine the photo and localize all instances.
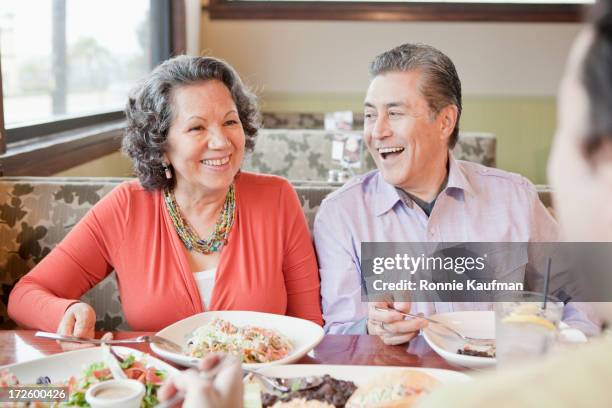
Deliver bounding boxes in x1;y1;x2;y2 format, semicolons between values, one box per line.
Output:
151;310;324;369
0;346;177;407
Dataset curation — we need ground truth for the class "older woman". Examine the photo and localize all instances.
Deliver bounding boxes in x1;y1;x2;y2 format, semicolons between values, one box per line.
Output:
8;56;323;336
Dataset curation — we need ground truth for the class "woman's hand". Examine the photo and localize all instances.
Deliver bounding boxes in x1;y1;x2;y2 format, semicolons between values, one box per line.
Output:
367;300;428;345
158;353;243;408
57;302;97;350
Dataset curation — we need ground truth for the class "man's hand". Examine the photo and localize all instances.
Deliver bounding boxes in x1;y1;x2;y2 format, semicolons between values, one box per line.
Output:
367;300;427;345
57;302;96;350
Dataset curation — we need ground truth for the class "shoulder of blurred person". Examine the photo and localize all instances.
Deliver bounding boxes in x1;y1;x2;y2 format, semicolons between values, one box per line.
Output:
417;336;612;408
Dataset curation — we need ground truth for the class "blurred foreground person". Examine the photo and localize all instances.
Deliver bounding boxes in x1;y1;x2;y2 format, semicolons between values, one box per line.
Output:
420;1;612;406
158;354;243;408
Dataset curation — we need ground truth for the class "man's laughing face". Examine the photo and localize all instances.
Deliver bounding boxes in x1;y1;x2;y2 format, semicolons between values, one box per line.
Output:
363;70;451;191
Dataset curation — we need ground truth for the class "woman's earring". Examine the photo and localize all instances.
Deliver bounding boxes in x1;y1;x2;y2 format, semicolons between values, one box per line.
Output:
162;163;172;180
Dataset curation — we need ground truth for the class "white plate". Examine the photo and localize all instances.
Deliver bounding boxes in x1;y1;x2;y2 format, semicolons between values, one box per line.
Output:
151;310;325;369
256;364;471;385
0;346;178;384
423;311;496;370
422;310;587;369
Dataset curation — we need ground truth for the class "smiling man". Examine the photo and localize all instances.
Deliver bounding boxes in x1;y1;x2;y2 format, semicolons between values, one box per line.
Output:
313;43;598;342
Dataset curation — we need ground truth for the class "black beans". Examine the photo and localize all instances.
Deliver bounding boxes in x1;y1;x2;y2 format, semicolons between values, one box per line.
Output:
261;375;357;407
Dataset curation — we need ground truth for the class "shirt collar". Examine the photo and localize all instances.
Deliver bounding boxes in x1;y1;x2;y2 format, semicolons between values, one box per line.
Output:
373;173;404;216
372;152;475;217
446;152;475;196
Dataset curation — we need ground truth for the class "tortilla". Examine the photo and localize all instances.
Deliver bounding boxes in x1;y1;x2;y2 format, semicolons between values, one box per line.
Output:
346;370;439;408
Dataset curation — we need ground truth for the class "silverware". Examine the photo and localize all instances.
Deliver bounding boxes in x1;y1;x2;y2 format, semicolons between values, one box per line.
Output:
374;306;495;346
243;369;324;393
35;331;184;353
108;346;125;363
101;343;127;380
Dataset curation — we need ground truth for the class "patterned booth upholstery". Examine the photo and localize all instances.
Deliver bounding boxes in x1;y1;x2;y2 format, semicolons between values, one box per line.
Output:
262;112;371;130
0;177;551;331
243;129;496;181
262;112;330;130
0;177;339;331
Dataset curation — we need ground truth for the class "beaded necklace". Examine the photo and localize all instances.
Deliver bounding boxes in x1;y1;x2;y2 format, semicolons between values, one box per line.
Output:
163;184;236;254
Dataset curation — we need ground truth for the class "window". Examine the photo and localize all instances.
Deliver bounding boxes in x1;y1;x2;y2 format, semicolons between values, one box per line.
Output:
0;0;184;174
0;0;153;139
208;0;594;22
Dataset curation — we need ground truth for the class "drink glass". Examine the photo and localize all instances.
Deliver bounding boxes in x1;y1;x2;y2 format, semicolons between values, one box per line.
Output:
495;291;563;367
327;170;338;182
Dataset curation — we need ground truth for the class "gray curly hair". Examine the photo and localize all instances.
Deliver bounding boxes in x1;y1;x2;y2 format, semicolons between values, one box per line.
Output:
122;55;260;191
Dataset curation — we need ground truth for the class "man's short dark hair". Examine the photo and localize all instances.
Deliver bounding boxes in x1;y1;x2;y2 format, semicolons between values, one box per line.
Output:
369;43;462;148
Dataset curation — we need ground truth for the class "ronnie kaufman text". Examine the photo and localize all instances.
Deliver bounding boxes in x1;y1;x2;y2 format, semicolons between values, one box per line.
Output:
372;279;524;292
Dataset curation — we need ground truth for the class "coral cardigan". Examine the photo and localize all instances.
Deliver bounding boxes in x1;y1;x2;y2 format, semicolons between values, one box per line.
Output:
8;172;323;331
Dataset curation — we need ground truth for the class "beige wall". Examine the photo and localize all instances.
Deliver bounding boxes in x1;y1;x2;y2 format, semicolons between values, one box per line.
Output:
57;12;584;183
201;16;582;96
199;14;583;184
53;152;133;177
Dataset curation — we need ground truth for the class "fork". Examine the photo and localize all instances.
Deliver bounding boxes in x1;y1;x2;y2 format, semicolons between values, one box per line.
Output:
243;368;323;393
374;306;495;346
34;331;184;353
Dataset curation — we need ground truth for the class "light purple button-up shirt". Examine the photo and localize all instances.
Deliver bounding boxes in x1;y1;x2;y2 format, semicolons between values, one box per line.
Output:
314;155;599;335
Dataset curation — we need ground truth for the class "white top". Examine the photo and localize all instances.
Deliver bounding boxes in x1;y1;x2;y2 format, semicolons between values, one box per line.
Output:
193;268;217;308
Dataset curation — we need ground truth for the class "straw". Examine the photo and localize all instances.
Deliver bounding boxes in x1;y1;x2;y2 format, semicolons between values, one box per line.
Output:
543;257;551;310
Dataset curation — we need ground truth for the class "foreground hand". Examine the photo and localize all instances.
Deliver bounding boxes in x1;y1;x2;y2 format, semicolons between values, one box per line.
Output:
57;302;97;350
367;301;428;345
158;353;243;408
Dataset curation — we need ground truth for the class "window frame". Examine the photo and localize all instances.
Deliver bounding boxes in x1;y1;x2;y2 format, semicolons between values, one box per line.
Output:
5;111;125;145
207;0;587;22
0;0;185;175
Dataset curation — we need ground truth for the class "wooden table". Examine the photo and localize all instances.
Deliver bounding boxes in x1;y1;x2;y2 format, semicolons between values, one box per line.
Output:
0;330;462;371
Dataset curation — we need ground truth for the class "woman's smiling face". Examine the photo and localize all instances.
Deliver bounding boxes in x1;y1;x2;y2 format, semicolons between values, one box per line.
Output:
164;80;245;195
